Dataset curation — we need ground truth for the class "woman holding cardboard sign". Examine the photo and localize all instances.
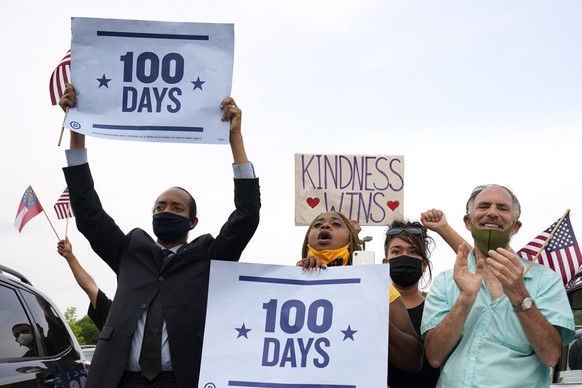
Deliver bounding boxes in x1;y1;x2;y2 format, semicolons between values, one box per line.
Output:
296;211;423;380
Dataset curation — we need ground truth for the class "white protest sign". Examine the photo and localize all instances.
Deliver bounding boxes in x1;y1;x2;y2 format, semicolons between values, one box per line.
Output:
295;154;405;226
66;17;233;144
199;261;390;388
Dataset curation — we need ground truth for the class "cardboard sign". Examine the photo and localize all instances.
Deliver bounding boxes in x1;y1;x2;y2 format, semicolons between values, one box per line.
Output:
295;154;404;226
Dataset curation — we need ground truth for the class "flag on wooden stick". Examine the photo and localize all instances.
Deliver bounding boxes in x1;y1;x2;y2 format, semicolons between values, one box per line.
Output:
54;187;74;220
518;210;582;286
14;186;43;232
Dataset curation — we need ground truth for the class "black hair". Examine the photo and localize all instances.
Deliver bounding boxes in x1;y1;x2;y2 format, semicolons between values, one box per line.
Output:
384;219;435;284
173;186;197;220
152;187;197;221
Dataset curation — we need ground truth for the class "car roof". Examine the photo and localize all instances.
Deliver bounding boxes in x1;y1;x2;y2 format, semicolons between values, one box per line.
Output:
0;263;33;286
567;267;582;293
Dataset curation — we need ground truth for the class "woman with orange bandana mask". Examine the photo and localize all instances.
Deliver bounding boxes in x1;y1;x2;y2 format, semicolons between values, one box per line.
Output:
296;211;424;383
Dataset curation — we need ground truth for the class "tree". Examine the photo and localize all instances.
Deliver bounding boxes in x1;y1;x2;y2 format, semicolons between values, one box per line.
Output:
77;315;99;345
64;306;100;345
64;307;78;324
64;307;85;344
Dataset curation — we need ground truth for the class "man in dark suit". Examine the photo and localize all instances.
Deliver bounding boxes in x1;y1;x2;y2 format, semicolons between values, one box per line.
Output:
59;84;260;388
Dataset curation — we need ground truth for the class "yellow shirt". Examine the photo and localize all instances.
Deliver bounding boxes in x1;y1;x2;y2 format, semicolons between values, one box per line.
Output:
389;283;399;303
388;284;400;388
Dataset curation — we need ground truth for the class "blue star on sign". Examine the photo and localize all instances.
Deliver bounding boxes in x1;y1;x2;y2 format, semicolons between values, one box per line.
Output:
235;323;252;339
341;325;357;341
96;74;111;88
191;77;206;90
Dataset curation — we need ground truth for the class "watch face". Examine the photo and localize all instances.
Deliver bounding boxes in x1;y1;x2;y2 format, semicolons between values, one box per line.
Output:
522;298;533;309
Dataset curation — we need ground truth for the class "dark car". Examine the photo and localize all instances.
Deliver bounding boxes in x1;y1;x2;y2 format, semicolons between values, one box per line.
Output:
0;264;88;387
551;269;582;387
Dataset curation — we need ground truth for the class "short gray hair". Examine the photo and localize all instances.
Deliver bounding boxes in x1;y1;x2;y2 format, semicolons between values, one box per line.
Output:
465;184;521;219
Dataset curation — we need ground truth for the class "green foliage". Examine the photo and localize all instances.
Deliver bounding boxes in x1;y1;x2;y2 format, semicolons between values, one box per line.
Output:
77;315;100;345
64;307;78;324
65;306;99;345
70;323;85;345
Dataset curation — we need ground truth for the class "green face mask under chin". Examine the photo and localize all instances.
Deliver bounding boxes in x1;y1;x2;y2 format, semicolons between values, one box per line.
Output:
469;222;514;256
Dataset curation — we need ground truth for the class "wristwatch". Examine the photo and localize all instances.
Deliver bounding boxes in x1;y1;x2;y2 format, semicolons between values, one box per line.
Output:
513;297;534;312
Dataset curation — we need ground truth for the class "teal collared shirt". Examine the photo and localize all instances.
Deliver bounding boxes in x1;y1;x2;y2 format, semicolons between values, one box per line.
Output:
421;250;575;388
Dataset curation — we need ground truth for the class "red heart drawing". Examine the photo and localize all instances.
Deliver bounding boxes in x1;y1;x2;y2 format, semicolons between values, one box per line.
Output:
306;197;320;208
387;200;400;211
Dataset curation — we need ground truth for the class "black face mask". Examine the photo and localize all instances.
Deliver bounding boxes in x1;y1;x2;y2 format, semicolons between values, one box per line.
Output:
389;255;424;288
152;212;191;243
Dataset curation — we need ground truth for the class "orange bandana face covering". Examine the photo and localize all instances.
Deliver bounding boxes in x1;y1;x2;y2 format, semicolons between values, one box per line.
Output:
306;243;350;266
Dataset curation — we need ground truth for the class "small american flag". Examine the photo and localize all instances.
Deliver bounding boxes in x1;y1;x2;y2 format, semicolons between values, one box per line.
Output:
54;187;74;220
49;50;71;106
518;211;582;286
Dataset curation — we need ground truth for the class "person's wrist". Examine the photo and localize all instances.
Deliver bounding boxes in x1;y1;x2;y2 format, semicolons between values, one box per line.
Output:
457;292;477;308
512;296;534;312
435;224;451;234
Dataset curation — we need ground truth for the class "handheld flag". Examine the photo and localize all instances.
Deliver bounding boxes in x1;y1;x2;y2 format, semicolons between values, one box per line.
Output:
14;186;43;232
49;50;71;106
54;188;74;220
518;211;582;286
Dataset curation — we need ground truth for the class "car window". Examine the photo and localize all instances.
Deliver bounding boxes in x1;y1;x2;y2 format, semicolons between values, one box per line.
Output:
21;289;71;356
0;284;38;358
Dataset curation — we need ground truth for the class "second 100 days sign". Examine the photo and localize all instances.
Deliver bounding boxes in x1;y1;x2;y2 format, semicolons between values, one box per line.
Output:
199;261;390;387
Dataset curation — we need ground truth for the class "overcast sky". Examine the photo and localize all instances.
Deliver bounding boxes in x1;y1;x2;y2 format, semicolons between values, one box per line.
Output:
1;0;581;316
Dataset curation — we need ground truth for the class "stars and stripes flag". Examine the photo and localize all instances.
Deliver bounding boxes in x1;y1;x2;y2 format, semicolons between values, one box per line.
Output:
49;50;71;105
14;186;44;232
518;211;582;286
53;187;74;220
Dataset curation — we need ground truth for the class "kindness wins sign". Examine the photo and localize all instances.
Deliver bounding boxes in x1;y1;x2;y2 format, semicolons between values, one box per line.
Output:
295;154;404;226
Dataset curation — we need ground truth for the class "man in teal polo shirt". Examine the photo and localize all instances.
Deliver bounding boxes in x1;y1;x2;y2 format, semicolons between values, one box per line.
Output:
421;184;574;388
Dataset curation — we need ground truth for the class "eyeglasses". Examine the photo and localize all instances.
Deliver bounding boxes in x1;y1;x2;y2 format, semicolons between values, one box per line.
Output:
386;227;423;236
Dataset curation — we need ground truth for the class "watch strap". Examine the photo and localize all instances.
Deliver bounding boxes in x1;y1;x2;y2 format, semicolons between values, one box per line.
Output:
512;297;534;312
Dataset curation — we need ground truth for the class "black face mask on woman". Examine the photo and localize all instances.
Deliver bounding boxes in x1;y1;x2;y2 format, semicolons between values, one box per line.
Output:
389;255;424;287
152;212;191;243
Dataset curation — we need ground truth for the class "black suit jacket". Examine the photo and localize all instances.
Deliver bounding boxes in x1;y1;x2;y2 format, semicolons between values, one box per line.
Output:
64;163;260;388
